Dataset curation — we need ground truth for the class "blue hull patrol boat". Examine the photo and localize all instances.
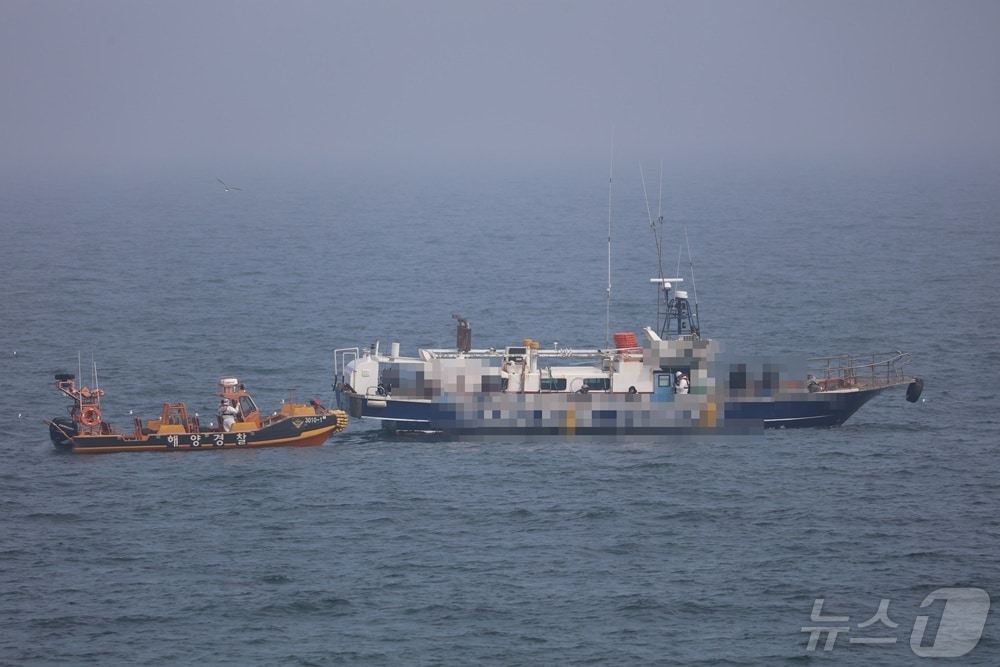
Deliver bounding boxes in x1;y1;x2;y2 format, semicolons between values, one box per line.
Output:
334;282;922;441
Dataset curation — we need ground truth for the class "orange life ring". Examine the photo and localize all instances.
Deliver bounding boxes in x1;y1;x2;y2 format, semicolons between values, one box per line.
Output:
80;406;102;427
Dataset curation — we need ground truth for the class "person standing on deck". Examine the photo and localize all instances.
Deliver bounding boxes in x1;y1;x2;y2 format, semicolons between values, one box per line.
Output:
217;399;238;431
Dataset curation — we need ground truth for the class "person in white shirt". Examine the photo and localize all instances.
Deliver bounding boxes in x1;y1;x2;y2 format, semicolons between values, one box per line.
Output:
217;399;239;432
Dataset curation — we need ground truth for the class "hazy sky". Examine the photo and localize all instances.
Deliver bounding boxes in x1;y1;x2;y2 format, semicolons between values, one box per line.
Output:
2;0;998;177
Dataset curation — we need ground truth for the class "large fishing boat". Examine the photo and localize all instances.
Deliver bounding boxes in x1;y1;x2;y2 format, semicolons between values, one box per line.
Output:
334;291;922;441
333;166;922;440
47;373;349;453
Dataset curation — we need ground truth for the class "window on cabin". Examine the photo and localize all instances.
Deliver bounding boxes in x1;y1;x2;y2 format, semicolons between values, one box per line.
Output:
658;369;691;390
483;376;505;393
730;364;747;390
238;395;257;417
540;377;567;391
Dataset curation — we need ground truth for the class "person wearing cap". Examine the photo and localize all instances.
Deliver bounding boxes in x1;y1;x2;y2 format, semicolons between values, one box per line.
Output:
674;371;690;394
217;398;239;432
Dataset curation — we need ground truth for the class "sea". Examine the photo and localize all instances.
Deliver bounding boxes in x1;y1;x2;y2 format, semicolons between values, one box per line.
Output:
1;156;998;665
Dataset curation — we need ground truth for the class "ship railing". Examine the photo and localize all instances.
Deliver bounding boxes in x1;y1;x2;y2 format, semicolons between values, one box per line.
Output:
421;348;506;359
613;346;645;359
420;347;613;361
807;350;913;391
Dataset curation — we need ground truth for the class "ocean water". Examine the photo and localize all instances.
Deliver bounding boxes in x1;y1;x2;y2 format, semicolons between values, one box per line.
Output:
1;157;998;665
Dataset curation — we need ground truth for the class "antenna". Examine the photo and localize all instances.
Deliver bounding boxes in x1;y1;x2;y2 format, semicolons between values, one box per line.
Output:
606;127;614;350
641;160;669;332
657;157;664;232
643;159;703;339
684;225;700;329
77;352;83;410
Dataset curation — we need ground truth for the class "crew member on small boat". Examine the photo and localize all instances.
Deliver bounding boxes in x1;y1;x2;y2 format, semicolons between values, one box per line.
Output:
675;371;690;394
218;399;238;432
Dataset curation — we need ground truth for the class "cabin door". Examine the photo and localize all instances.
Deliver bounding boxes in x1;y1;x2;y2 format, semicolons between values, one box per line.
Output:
654;372;676;401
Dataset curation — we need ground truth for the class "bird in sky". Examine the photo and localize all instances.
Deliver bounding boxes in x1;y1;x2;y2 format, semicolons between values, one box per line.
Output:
216;178;241;192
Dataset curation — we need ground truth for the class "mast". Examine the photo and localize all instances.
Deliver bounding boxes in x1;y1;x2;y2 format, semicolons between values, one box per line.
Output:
642;161;669;336
605;129;614;350
643;158;702;340
683;225;701;336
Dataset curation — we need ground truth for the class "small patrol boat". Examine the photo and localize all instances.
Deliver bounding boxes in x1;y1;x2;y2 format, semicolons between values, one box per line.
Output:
46;374;348;454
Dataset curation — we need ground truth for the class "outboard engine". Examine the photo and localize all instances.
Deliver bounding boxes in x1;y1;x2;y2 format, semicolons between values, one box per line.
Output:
49;417;77;450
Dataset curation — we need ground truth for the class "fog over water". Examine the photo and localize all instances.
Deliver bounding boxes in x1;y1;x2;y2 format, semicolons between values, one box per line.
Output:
2;0;998;180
